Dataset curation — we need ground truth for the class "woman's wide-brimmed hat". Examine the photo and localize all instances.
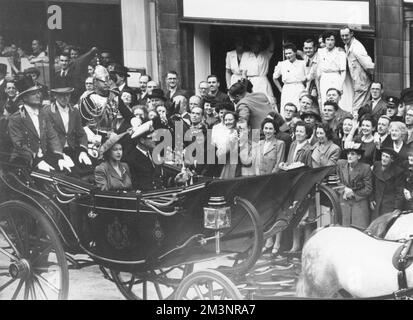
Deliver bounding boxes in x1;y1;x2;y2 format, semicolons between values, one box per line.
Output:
50;86;74;94
380;147;399;160
98;132;124;159
23;67;41;77
300;108;321;122
147;88;167;101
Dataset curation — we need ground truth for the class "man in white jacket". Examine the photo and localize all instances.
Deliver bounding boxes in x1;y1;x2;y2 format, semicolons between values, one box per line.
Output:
340;26;375;114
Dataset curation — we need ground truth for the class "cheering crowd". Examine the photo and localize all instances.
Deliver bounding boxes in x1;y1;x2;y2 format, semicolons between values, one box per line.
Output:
1;26;413;255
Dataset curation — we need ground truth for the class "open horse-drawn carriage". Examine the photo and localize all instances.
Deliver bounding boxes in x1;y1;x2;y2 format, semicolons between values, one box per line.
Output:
0;154;340;300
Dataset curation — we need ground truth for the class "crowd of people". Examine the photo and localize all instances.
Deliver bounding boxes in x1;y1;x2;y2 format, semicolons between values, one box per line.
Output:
1;26;413;257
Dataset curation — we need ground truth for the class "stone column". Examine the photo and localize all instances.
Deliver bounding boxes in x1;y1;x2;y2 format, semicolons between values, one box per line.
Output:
121;0;157;77
404;5;413;88
375;0;404;95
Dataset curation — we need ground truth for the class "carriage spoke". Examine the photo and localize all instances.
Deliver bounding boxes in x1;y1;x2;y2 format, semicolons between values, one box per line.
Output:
33;277;48;300
0;277;16;291
0;226;21;259
29;280;37;300
6;216;25;257
31;245;53;265
206;281;214;300
219;288;227;300
23;280;29;300
0;246;18;261
192;283;205;300
127;275;136;293
143;281;147;300
34;274;59;294
11;279;24;300
154;282;164;300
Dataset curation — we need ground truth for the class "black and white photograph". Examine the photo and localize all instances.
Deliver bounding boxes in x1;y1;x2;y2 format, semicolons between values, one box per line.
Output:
0;0;412;303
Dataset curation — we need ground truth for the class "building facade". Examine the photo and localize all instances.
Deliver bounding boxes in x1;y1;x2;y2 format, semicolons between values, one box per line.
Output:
1;0;412;98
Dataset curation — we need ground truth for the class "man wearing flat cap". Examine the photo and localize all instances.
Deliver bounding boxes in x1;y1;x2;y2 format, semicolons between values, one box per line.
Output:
44;86;92;175
8;76;74;172
370;148;404;221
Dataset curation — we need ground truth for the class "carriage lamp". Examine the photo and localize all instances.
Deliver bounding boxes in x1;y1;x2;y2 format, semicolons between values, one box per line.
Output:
203;196;231;254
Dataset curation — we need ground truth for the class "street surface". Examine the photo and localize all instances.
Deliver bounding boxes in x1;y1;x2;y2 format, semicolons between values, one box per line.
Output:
67;253;300;300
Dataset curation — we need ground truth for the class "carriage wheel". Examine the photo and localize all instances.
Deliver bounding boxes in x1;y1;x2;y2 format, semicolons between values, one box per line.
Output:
110;263;194;300
175;269;243;300
217;197;264;276
0;201;69;300
314;184;342;225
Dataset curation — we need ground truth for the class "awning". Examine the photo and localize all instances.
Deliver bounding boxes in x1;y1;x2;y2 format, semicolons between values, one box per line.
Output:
181;0;375;33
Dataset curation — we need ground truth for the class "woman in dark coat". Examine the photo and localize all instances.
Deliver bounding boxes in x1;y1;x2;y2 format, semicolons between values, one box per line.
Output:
370;148;404;222
336;143;373;228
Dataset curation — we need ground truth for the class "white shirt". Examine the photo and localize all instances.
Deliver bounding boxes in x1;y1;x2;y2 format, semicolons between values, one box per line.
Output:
372;98;381;111
273;59;306;84
380;133;389;144
393;141;403;153
25;104;40;136
119;83;126;91
0;79;4;87
263;140;272;154
60;69;68;77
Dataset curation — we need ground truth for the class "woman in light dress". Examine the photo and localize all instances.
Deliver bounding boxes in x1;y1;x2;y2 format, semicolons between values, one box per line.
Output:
273;42;307;120
225;37;246;89
316;31;347;108
240;34;276;105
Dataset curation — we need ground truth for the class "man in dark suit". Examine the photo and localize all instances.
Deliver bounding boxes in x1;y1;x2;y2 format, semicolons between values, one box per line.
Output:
8;76;73;172
125;136;163;191
207;74;231;103
54;53;73;88
44;86;92;175
109;64;131;94
363;82;387;124
165;71;187;103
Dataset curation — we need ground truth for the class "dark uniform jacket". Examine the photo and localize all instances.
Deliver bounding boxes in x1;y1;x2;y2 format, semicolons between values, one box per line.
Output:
371;161;404;221
44;102;88;152
8;105;62;166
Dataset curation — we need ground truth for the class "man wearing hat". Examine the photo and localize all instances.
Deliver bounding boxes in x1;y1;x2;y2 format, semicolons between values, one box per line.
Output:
385;96;403;122
400;87;413;109
44;86;91;175
336;142;373;228
80;65;116;143
109;65;131;94
370;148;404;221
300;107;321;145
147;88;167;109
0;63;7;108
8;76;73;172
24;67;49;100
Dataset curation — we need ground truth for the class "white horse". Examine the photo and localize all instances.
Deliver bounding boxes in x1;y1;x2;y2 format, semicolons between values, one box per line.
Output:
296;226;413;298
382;212;413;240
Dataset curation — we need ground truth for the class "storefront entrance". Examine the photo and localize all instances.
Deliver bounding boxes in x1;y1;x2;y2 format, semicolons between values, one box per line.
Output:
209;25;375;104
